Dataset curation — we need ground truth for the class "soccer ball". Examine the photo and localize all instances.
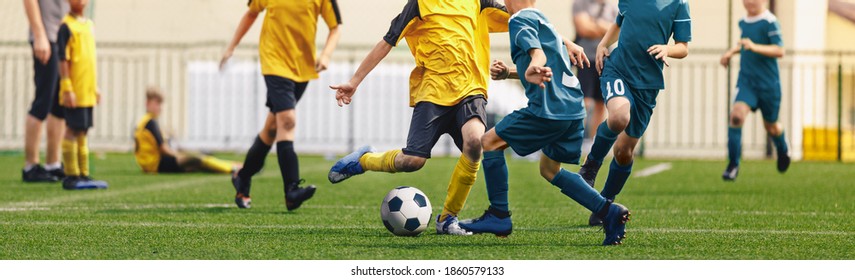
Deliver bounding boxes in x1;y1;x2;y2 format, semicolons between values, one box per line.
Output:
380;186;432;236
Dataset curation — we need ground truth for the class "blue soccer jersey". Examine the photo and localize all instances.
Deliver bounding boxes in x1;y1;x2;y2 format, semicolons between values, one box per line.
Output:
606;0;692;90
509;8;585;121
737;10;783;90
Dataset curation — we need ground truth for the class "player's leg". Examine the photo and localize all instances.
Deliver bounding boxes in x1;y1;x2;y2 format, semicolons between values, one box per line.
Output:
23;43;61;183
724;87;757;181
758;87;790;173
232;112;276;207
437;97;486;234
269;78;314;211
45;102;66;179
457;128;512;236
579;95;631;188
599;89;657;201
61;127;80;189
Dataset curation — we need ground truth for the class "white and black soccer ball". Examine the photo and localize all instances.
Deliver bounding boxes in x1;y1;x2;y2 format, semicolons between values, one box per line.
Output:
380;186;432;236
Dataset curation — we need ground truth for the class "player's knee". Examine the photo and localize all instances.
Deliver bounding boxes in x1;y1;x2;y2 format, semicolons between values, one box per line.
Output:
614;146;634;165
730;114;744;127
398;156;426;172
264;126;277;140
463;137;482;161
539;165;559;182
607;115;630;132
278;117;296;132
765;122;781;135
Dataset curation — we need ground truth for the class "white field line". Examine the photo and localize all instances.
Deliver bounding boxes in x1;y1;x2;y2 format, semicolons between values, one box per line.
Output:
0;220;851;236
634;162;673;178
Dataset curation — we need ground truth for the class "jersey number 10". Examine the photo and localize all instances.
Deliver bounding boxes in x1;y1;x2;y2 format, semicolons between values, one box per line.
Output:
606;79;626;100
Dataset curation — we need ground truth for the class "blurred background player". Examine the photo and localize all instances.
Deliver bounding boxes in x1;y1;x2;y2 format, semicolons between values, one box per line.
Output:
459;0;630;246
720;0;790;181
220;0;342;210
134;87;241;175
21;0;70;182
572;0;618;152
57;0;107;190
328;0;509;235
580;0;691;226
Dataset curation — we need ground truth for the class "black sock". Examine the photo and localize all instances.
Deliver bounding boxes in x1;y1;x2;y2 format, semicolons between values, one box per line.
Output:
596;200;613;219
277;141;300;190
237;136;271;182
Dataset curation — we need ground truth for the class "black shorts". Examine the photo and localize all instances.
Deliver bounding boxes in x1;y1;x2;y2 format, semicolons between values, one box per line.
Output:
264;75;308;113
577;66;603;102
64;107;94;131
157;155;183;173
29;42;65;120
402;95;487;158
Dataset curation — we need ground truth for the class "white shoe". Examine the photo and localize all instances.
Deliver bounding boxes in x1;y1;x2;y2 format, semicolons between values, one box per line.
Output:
435;215;472;236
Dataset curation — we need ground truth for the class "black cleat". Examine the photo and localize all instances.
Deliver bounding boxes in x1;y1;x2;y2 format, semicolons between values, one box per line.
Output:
285;179;316;211
46;165;65;180
578;159;602;188
22;165;59;183
231;173;252;209
588;212;604;227
777;153;791;173
722;164;739;181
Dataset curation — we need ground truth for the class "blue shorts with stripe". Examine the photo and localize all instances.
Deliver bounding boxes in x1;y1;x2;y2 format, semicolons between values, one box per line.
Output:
734;84;782;123
495;110;584;164
600;71;660;139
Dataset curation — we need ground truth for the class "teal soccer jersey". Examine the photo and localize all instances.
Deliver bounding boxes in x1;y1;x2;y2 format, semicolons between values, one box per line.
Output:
607;0;692;90
509;8;585;120
737;10;783;90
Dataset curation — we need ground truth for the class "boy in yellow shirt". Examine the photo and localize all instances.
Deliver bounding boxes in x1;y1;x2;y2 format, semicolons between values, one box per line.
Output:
57;0;106;190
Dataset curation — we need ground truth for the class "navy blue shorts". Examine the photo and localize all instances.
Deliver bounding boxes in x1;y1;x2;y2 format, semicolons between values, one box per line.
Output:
65;107;93;132
264;75;308;113
600;72;660;139
29;42;64;120
402;95;487;159
495;110;584;164
734;84;781;123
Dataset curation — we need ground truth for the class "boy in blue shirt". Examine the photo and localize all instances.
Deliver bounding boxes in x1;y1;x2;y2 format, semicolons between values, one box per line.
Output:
579;0;691;226
720;0;789;181
459;0;631;246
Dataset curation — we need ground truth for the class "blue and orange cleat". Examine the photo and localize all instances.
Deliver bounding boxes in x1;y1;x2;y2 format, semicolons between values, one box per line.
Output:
328;146;373;184
602;202;631;246
231;172;251;208
459;207;513;237
62;176;108;190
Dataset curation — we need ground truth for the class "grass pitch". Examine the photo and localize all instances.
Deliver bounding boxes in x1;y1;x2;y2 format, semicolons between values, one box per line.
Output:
0;152;853;259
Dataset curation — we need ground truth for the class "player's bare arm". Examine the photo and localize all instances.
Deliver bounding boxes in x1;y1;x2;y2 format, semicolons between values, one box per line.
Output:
24;0;50;64
720;45;742;67
316;25;341;72
491;60;520;80
525;48;553;89
647;41;689;67
740;38;784;58
562;37;590;69
59;60;75;108
329;40;393;107
220;10;260;71
596;23;621;75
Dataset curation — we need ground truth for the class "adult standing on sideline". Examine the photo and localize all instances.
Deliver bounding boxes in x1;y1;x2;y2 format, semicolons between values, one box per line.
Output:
573;0;618;148
22;0;69;182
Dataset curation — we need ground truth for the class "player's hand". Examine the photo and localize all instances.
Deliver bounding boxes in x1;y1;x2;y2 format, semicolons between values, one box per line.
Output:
720;52;733;68
566;42;591;69
315;55;330;73
491;60;510;80
219;48;234;71
648;44;671;67
96;91;102;105
595;44;610;76
33;35;51;65
739;38;755;52
525;65;552;89
64;91;77;108
329;82;357;107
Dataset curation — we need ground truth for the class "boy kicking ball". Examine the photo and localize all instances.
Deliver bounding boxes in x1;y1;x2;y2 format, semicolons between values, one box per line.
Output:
720;0;790;181
458;0;630;245
57;0;107;190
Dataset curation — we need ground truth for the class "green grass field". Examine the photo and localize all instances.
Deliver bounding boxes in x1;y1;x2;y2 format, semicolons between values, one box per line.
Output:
0;152;853;259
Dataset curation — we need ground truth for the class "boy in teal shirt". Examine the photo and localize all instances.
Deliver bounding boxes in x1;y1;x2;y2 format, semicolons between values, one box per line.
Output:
459;0;631;246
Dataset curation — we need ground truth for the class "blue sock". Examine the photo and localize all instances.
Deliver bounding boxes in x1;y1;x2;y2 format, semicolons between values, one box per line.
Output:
601;159;633;200
588;121;619;164
771;131;789;156
551;169;608;213
483;151;509;213
728;127;742;167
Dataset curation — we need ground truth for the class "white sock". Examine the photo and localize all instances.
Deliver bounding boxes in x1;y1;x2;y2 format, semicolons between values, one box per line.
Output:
24;164;37;172
45;162;62;170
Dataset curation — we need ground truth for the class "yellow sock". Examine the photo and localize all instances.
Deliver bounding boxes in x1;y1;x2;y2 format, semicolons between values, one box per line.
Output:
77;135;89;176
440;154;480;221
200;156;237;174
62;139;80;177
358;149;401;173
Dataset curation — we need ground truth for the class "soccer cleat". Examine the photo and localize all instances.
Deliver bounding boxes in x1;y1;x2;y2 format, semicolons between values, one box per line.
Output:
284;179;316;211
435;215;472;236
231;173;252;209
62;176;108;190
47;165;66;180
777;153;791;173
578;159;602;188
722;164;739;181
602;203;631;246
459;207;513;237
328;145;373;184
588;212;604;227
22;165;59;183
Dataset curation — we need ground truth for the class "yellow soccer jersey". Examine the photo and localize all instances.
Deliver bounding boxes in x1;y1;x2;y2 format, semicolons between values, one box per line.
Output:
57;14;98;108
383;0;509;107
134;113;164;173
249;0;342;82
